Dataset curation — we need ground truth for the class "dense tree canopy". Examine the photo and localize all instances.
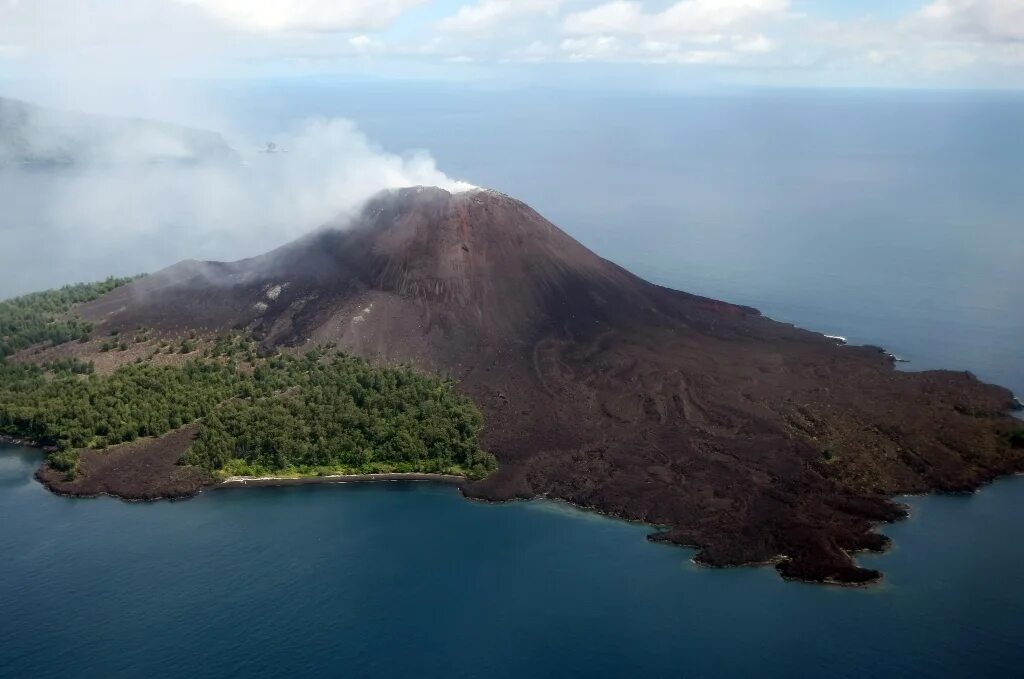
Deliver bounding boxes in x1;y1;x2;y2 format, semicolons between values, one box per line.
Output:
0;360;243;463
0;277;136;359
1;279;494;481
0;330;494;480
184;352;493;478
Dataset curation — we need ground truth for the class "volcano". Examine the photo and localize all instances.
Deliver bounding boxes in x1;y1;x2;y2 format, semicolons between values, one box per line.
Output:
71;186;1023;584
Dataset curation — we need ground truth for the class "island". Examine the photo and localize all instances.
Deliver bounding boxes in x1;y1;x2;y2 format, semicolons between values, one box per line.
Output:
3;186;1023;586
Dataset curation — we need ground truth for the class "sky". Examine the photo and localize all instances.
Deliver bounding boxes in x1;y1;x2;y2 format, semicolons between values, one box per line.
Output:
1;0;1023;89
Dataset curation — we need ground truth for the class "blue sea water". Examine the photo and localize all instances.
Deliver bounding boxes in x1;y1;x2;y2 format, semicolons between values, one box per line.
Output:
2;86;1023;677
1;442;1023;678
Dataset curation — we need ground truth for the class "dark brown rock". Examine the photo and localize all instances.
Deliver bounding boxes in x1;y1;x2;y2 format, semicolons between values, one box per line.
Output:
67;186;1024;584
36;426;212;501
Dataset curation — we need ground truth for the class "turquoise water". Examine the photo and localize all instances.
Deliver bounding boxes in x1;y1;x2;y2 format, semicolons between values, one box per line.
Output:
1;441;1023;678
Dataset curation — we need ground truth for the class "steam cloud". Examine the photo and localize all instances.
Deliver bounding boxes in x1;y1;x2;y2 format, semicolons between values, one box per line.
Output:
0;112;475;297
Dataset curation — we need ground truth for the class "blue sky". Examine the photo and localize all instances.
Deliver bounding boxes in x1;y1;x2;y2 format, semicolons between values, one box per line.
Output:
2;1;1023;89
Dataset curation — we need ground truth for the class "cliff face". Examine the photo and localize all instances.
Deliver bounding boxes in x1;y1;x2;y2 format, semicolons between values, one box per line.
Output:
79;186;1024;584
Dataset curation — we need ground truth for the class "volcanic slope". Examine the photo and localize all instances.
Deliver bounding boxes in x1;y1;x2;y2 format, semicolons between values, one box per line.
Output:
77;186;1024;584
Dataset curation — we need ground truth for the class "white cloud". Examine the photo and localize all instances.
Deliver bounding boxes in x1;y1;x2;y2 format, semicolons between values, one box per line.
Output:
559;35;736;64
560;36;622;62
564;0;789;38
563;2;643;36
348;34;386;54
917;0;1024;41
173;0;426;33
733;34;773;53
1;0;1023;89
513;40;557;62
439;0;565;34
556;0;787;64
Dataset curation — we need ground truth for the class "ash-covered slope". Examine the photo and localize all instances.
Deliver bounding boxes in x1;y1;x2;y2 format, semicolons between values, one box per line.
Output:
84;186;761;367
82;187;1024;584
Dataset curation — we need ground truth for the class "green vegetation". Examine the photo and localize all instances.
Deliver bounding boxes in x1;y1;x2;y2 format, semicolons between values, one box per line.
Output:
41;358;95;375
1;278;493;482
1010;429;1024;449
184;352;494;479
0;332;495;481
0;277;136;359
0;360;242;477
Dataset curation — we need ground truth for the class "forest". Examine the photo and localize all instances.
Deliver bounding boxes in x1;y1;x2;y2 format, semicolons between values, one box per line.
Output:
0;277;136;359
1;280;494;480
0;359;244;474
0;327;494;480
184;352;495;479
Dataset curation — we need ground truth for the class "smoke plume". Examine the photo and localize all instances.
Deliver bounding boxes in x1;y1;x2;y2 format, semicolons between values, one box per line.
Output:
0;105;474;297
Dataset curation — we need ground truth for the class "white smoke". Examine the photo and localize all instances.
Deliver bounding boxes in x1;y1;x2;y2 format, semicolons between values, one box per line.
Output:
0;1;478;298
0;110;475;297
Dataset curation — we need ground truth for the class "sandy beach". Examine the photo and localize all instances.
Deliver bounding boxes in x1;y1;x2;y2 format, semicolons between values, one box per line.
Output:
217;472;467;489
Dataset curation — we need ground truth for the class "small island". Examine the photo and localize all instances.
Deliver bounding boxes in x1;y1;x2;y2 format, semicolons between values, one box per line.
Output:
3;187;1023;586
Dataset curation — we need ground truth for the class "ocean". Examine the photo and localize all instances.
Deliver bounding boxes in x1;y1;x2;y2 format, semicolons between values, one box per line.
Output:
1;441;1023;677
1;86;1023;676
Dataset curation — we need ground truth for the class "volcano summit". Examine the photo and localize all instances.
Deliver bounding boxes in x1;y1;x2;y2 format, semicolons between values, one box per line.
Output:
21;186;1024;585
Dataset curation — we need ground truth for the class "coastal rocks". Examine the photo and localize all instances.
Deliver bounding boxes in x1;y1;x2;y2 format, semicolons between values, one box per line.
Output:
35;426;212;501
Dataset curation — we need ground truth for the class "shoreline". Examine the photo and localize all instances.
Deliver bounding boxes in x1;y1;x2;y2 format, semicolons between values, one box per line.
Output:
5;434;1024;588
216;472;468;489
